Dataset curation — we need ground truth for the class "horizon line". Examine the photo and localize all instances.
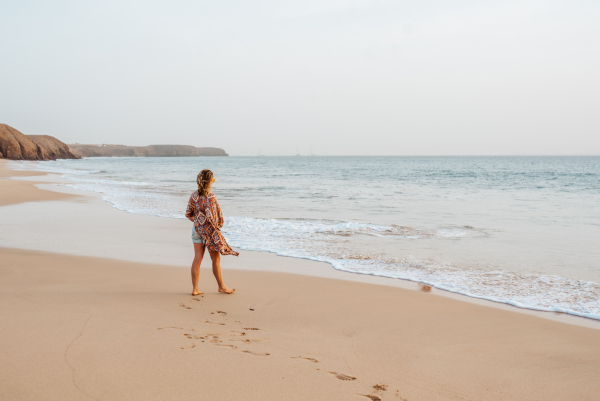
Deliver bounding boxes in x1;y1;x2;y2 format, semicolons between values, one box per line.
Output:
228;154;600;157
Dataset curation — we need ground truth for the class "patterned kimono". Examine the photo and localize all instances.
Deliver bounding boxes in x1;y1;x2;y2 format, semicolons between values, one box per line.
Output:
185;191;239;256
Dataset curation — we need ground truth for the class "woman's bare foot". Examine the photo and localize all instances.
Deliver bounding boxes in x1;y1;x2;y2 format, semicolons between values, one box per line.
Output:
218;286;235;294
192;290;204;296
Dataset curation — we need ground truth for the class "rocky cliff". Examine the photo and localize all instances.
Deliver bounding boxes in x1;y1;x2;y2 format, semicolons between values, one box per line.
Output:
0;124;80;160
69;144;228;157
196;147;229;156
28;135;82;160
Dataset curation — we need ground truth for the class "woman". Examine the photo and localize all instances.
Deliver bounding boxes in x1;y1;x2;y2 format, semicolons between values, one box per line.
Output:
185;169;238;295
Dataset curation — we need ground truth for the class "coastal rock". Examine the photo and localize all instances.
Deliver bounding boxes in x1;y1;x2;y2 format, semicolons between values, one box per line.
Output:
0;124;48;160
68;144;142;158
196;147;228;156
27;135;81;160
69;144;228;157
0;124;80;161
144;145;199;157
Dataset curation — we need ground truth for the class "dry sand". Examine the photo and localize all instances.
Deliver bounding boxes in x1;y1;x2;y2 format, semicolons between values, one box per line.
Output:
1;159;600;401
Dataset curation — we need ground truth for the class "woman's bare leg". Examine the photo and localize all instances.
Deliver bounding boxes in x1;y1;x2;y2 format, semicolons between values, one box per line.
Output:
208;250;235;294
191;243;205;295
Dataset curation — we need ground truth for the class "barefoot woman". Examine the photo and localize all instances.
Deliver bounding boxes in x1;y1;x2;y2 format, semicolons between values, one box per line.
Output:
185;169;238;295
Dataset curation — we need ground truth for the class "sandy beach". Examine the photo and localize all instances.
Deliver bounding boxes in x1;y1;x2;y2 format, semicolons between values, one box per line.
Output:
1;159;600;401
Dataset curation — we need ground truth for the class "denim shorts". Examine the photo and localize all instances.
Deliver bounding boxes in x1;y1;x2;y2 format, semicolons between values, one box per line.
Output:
191;227;206;244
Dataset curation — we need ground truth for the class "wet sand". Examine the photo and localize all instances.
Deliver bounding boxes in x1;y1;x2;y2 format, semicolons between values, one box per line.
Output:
1;159;600;400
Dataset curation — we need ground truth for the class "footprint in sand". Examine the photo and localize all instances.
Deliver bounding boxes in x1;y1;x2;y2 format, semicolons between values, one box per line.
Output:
204;321;225;325
179;303;191;309
209;336;222;343
357;384;388;401
184;334;208;340
229;331;246;336
290;356;319;363
242;351;270;356
156;327;183;330
217;310;227;316
328;372;356;381
179;344;196;349
214;344;236;348
357;395;381;401
232;338;267;343
243;327;260;331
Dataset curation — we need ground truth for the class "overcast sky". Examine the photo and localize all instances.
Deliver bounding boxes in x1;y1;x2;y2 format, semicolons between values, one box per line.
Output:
1;0;599;155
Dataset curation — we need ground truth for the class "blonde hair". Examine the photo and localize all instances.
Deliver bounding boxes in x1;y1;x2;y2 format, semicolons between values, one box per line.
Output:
197;169;214;197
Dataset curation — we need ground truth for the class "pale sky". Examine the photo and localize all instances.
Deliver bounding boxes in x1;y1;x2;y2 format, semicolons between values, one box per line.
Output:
1;0;599;155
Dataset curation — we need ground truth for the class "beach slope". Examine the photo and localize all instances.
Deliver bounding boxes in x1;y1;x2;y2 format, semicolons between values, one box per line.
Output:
1;162;600;401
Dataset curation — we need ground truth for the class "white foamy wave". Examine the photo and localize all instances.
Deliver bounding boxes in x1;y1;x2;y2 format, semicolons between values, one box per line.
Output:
327;259;600;320
7;160;100;176
222;216;600;320
225;217;427;239
63;175;154;187
60;181;187;219
435;226;488;238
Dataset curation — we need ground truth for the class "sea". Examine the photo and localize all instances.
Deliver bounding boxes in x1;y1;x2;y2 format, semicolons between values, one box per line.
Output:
12;156;600;320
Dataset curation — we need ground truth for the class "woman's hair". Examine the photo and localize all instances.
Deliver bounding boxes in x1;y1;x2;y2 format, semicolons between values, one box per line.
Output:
197;169;214;197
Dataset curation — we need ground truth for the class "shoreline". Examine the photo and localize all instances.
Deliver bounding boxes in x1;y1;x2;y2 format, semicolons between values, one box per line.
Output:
2;159;600;400
2;159;599;329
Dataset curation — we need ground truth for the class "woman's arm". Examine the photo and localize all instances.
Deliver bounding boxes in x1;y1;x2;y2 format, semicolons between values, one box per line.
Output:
185;197;195;222
216;200;224;229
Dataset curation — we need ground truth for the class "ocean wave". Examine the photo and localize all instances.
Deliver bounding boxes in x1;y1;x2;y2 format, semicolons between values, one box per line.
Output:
226;216;430;239
222;217;600;320
63;175;154;186
8;160;100;176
